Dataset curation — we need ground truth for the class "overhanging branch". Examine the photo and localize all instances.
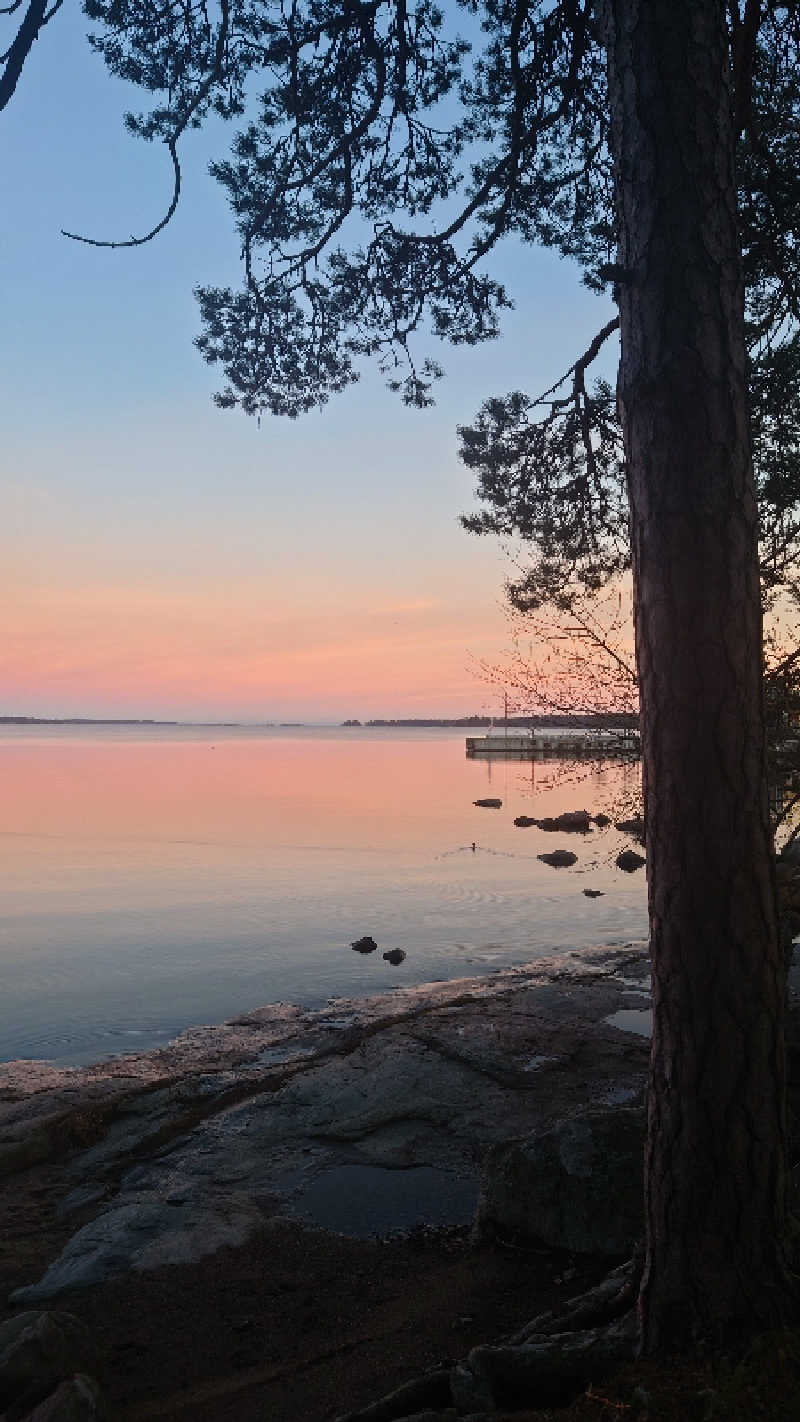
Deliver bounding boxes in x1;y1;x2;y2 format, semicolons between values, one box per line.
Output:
0;0;48;113
61;0;230;249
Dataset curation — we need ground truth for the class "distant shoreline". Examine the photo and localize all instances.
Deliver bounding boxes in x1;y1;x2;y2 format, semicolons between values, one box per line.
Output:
358;713;638;729
1;712;639;730
0;717;253;727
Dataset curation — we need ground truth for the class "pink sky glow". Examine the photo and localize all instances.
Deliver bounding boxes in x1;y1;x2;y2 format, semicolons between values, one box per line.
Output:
3;14;618;723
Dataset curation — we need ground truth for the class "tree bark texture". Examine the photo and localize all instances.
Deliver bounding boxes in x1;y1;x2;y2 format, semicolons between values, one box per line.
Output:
600;0;793;1349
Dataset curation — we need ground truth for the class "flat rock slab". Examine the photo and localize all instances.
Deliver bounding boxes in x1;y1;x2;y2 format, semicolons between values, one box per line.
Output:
3;944;652;1305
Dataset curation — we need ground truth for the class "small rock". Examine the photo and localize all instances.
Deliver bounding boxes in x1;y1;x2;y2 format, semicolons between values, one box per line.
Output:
616;849;646;873
0;1312;95;1413
473;798;502;808
583;889;604;898
382;949;406;966
24;1373;107;1421
351;936;378;954
538;850;577;868
593;813;611;827
615;816;645;842
514;815;536;828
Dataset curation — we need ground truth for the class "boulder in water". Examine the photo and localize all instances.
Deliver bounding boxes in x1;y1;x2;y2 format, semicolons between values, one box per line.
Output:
616;850;645;873
534;811;592;833
351;936;378;954
382;949;406;966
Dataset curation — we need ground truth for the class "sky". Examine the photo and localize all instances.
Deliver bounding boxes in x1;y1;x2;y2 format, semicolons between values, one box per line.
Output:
1;9;617;723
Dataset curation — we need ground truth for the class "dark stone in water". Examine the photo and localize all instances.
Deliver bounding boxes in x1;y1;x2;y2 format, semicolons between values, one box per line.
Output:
583;889;604;898
473;798;502;808
593;813;611;827
534;811;592;833
382;949;406;966
538;850;578;868
615;817;645;843
616;849;646;873
517;811;592;832
351;936;378;954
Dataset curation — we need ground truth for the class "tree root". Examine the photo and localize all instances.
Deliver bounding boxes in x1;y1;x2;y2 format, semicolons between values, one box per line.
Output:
509;1254;641;1343
451;1309;638;1413
333;1368;453;1421
335;1255;642;1421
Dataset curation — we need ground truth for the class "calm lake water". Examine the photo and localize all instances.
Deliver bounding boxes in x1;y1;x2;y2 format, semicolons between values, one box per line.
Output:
0;724;647;1065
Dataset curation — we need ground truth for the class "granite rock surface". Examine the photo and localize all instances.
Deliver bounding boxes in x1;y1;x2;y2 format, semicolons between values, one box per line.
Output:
2;945;653;1306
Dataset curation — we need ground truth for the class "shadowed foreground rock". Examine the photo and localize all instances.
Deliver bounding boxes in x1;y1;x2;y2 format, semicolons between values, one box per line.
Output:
335;1264;641;1420
24;1372;107;1421
477;1106;645;1255
0;1310;106;1419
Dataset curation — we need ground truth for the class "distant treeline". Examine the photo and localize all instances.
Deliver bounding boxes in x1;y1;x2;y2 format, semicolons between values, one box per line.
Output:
343;713;640;729
0;717;179;725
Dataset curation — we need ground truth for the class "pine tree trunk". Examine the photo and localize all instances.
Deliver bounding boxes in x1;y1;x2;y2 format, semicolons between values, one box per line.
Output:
600;0;794;1349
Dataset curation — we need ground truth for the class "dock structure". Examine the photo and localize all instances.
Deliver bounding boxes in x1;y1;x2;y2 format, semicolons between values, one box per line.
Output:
465;728;640;758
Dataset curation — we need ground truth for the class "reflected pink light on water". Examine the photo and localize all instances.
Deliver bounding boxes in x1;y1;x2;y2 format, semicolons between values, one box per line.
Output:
0;734;479;850
0;730;641;850
0;727;646;1065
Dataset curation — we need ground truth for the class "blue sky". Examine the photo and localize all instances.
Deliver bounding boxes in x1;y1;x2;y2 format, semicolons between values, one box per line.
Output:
2;7;617;721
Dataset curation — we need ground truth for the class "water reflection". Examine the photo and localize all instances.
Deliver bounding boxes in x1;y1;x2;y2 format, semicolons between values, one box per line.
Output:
0;725;647;1064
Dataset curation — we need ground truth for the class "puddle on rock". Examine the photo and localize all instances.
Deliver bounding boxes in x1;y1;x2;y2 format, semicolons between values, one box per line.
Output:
292;1163;478;1238
604;1008;653;1038
254;1043;316;1067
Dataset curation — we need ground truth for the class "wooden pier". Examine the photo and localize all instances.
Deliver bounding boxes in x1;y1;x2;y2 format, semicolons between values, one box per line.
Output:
465;729;640;758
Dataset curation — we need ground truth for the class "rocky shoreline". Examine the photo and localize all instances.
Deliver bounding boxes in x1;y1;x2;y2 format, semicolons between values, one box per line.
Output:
2;944;653;1290
2;938;795;1420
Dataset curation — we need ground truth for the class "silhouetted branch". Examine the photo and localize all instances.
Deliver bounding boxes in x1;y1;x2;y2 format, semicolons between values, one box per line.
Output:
0;0;48;112
61;0;230;249
532;316;620;410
